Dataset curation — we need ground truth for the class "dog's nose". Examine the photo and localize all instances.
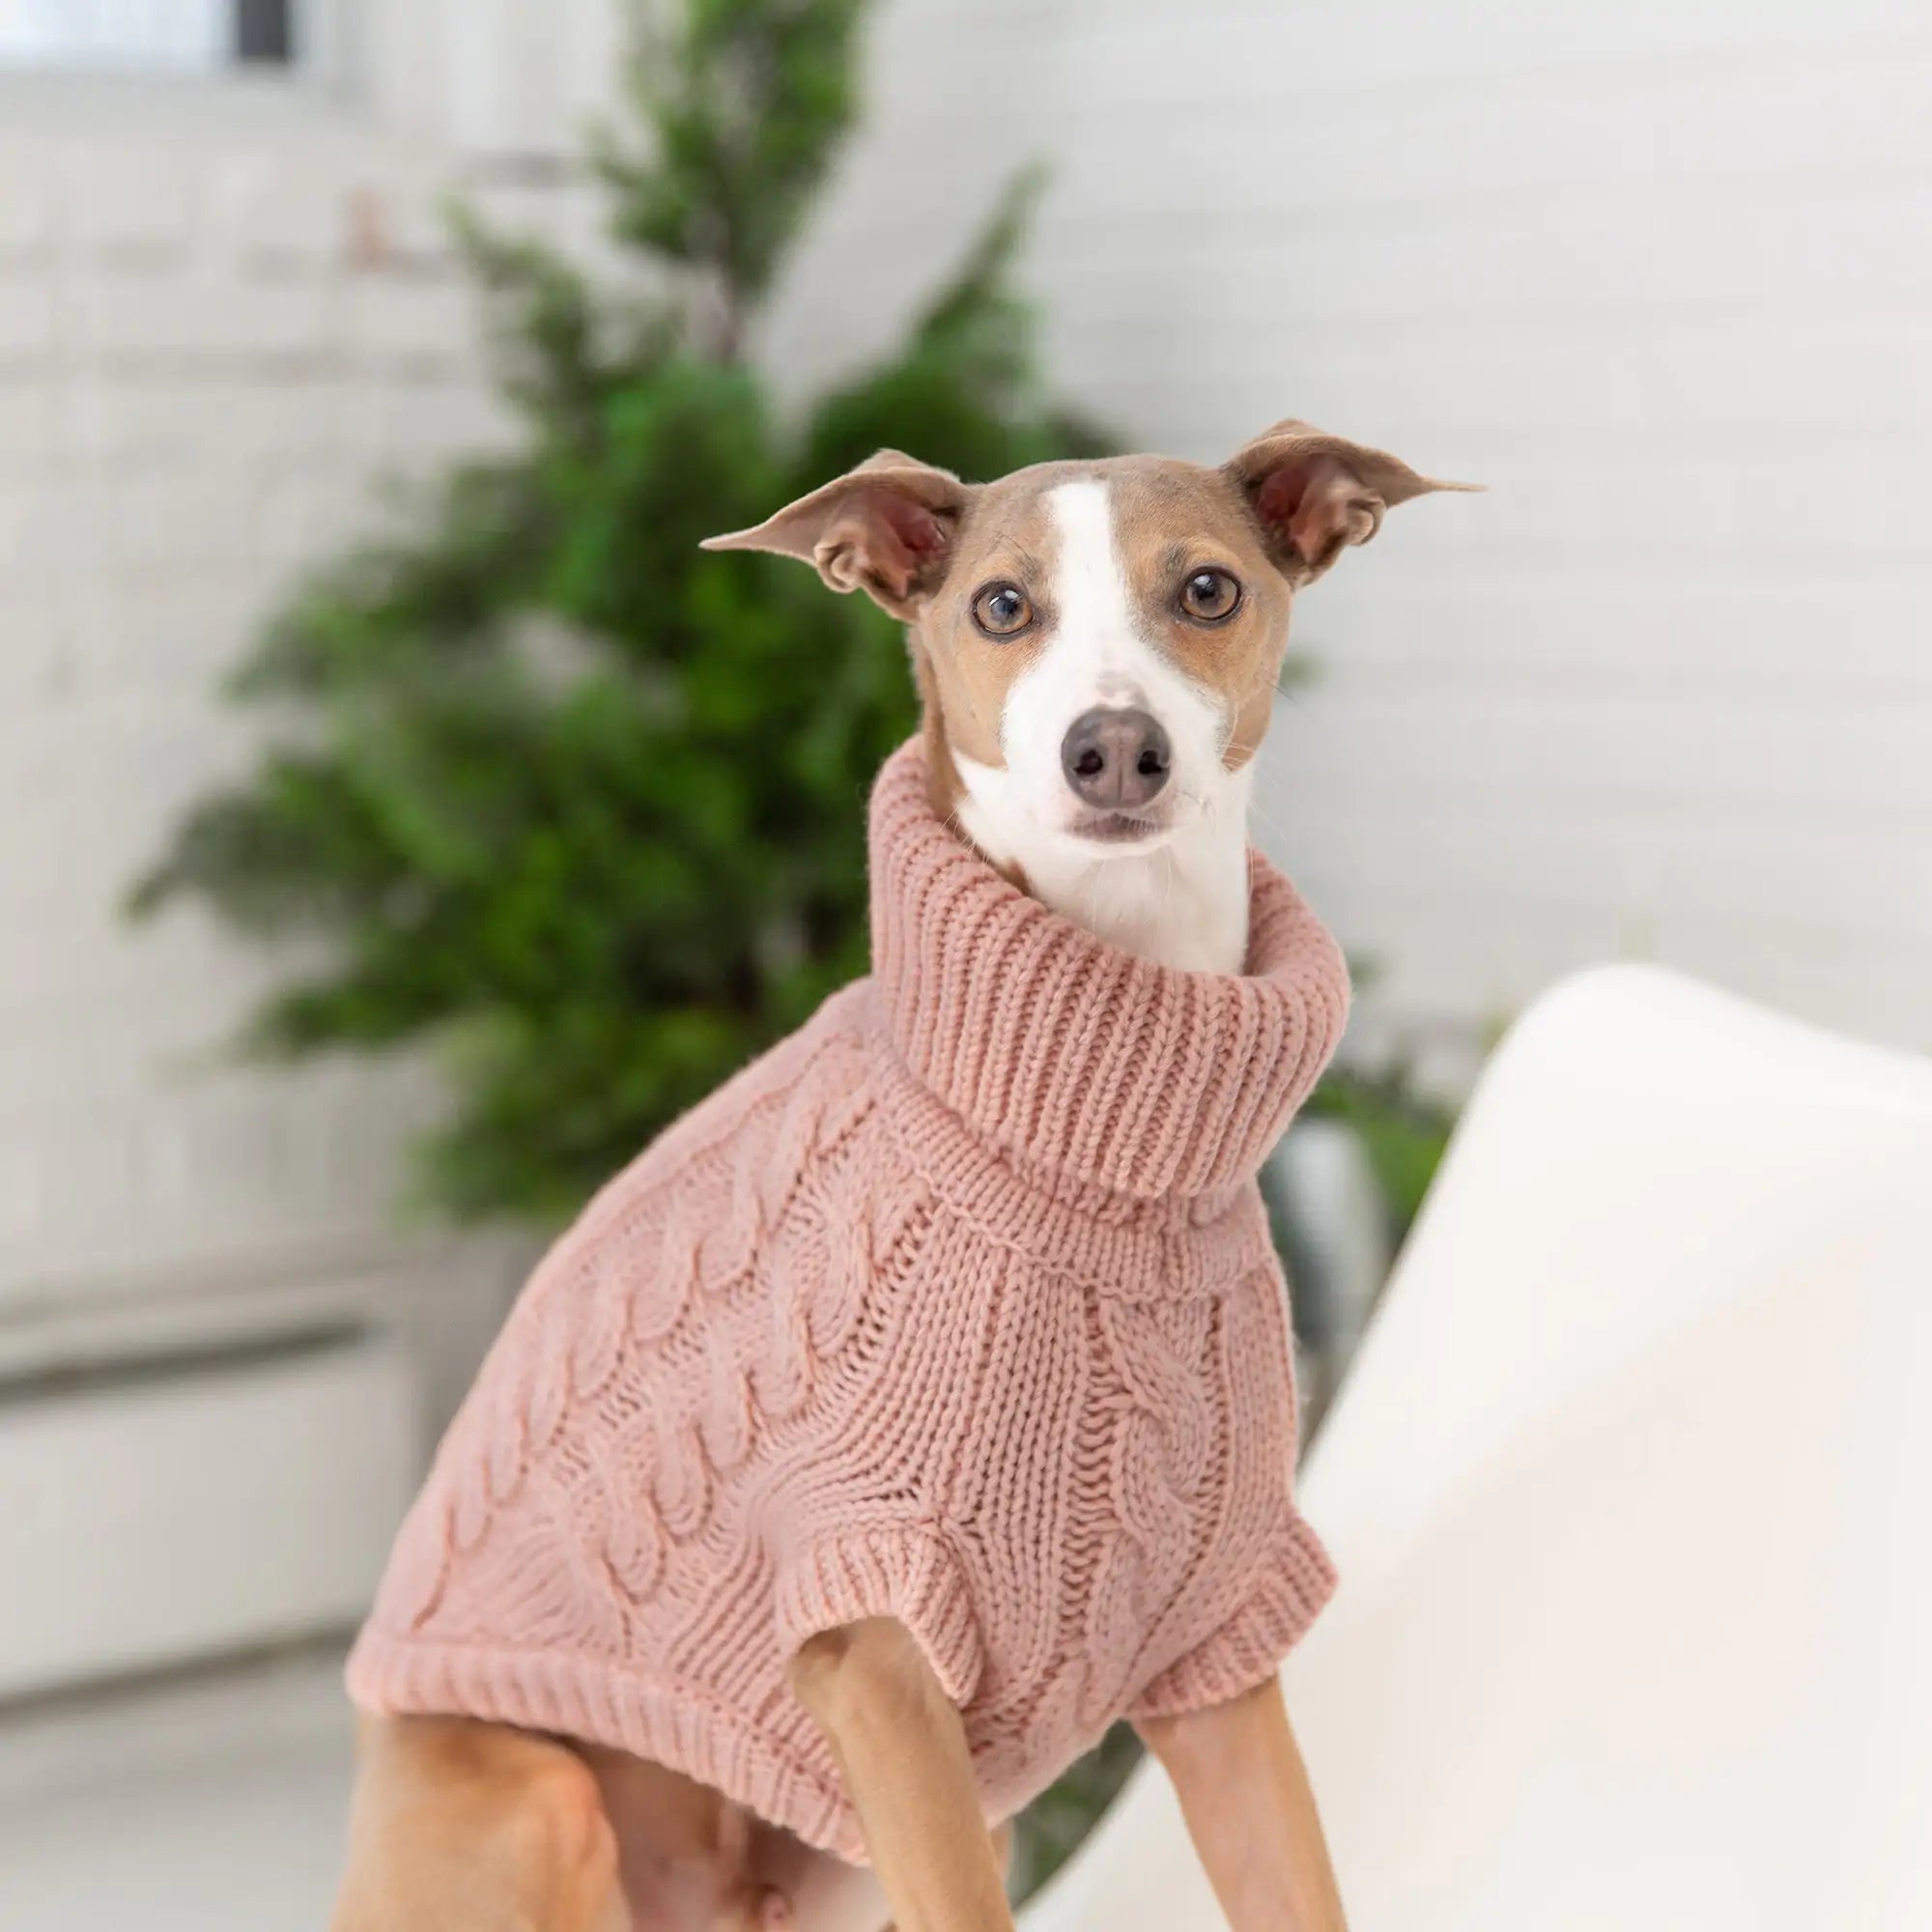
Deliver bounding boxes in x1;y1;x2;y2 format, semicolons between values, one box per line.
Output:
1060;707;1172;810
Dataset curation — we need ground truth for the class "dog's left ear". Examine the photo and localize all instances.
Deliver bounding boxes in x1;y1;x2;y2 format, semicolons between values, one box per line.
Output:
1224;420;1479;585
700;451;973;620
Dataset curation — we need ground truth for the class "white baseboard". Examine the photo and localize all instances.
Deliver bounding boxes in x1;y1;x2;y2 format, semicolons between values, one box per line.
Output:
0;1330;417;1699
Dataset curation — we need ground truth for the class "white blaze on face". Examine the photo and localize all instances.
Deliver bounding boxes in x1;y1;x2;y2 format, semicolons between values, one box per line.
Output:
997;479;1229;838
950;477;1256;974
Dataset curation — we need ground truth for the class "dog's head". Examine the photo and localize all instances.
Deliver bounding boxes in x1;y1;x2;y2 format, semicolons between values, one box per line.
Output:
704;422;1471;864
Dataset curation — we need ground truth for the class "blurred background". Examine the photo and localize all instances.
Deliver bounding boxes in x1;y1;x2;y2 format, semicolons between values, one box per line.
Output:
1;0;1926;1923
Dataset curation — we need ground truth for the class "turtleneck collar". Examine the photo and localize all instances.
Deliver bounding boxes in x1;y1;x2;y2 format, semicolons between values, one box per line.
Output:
867;740;1350;1201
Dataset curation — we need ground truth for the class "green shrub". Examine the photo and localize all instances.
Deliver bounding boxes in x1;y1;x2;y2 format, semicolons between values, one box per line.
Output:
130;0;1107;1225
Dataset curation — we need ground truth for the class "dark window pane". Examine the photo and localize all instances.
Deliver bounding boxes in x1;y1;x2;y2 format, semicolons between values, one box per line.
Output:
235;0;295;65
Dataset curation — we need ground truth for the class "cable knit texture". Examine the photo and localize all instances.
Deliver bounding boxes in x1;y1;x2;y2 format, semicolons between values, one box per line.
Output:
347;739;1350;1861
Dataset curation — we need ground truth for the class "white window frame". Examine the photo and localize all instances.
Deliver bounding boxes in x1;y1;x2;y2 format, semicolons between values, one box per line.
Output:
0;0;349;89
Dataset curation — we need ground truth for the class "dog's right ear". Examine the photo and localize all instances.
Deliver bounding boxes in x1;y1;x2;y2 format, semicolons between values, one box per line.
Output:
701;452;972;620
1223;420;1479;586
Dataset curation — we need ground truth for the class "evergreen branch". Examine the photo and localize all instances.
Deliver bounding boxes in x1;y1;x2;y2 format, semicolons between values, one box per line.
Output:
446;197;618;431
228;462;550;702
597;0;869;344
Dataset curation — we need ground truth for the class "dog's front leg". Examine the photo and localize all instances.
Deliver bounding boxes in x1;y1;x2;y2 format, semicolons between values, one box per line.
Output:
788;1616;1014;1932
1135;1675;1348;1932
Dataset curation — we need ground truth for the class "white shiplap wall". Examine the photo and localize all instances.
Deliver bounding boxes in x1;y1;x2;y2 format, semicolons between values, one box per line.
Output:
767;0;1932;1082
0;59;573;1319
0;16;586;1696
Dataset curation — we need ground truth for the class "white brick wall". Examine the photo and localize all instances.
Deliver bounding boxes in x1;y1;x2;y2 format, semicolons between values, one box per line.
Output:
0;77;536;1315
357;0;626;154
768;0;1932;1084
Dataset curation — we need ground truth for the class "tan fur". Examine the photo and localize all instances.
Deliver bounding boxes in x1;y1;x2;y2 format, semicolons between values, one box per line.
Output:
331;1674;1018;1932
333;1662;1332;1932
330;1716;628;1932
1137;1676;1349;1931
1223;418;1479;586
1101;461;1295;772
789;1621;1017;1932
911;640;966;828
908;469;1065;775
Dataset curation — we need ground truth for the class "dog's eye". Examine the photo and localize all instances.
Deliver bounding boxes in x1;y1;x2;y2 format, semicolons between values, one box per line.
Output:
1179;568;1241;623
971;582;1034;638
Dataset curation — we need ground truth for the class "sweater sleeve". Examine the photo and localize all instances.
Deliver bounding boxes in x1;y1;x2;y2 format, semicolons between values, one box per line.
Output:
1126;1511;1338;1721
771;1523;985;1709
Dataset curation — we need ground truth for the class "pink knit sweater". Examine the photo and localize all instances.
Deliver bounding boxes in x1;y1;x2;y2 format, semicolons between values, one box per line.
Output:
348;740;1349;1860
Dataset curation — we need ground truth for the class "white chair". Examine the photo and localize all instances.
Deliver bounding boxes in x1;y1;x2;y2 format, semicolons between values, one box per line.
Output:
1026;965;1932;1930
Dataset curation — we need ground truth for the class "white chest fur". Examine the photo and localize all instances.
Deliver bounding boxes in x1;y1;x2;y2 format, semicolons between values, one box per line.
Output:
953;759;1255;974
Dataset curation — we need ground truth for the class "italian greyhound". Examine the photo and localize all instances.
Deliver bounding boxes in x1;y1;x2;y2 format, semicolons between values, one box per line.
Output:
331;420;1469;1932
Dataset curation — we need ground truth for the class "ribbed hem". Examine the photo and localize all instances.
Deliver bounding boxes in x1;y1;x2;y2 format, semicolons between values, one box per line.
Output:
772;1525;984;1708
1126;1515;1339;1720
344;1630;862;1860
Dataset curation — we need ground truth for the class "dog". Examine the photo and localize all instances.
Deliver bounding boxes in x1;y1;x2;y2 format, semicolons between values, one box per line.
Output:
331;420;1468;1932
